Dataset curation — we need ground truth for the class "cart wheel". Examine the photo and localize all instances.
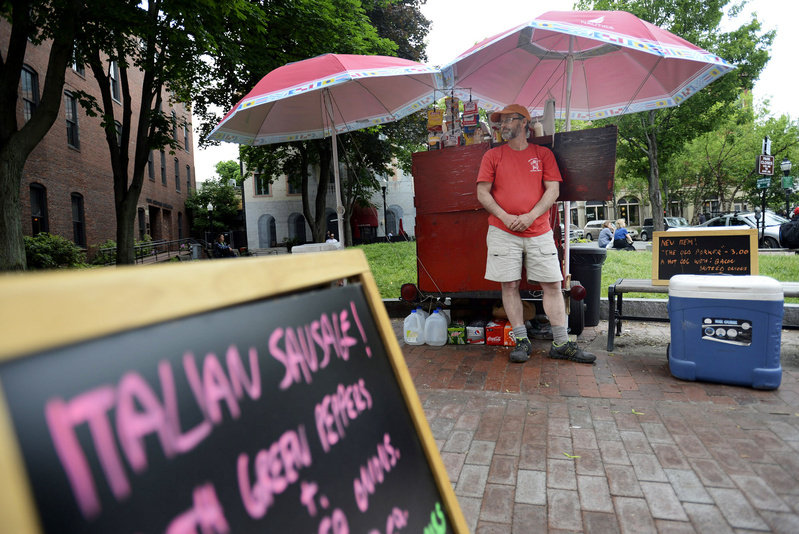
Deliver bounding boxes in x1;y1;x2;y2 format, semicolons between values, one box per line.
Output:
568;297;585;336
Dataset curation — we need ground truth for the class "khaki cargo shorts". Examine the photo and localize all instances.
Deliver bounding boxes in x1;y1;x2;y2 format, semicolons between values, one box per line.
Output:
485;226;563;283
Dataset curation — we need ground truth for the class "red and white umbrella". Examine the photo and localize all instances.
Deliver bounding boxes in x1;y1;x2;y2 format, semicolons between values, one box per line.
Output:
441;10;734;129
209;53;443;244
440;10;734;271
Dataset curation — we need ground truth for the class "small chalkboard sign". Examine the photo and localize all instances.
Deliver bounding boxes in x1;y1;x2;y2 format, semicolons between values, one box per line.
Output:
0;251;467;533
652;228;759;285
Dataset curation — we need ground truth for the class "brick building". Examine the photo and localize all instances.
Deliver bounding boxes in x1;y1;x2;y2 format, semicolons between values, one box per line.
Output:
2;20;195;253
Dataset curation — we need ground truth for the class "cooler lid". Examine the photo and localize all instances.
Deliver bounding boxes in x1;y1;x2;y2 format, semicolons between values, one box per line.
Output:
668;275;784;301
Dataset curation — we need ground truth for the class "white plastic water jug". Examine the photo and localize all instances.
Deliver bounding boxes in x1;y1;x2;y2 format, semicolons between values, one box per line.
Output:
404;309;426;345
436;307;451;325
424;309;448;346
416;306;429;321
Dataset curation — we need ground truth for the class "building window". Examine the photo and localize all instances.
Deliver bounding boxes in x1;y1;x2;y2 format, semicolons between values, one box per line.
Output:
183;123;190;152
138;208;146;240
254;172;270;196
617;197;641;226
71;193;86;248
114;120;123;147
72;46;85;76
109;60;120;101
30;183;49;235
178;212;184;240
174;158;180;192
172;111;178;142
186;165;191;193
148;151;155;181
584;201;606;223
287;176;301;195
160;150;166;185
64;91;80;149
21;65;39;123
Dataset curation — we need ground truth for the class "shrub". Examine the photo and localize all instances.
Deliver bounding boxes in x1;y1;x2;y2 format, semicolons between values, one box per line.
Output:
24;233;86;270
92;239;118;265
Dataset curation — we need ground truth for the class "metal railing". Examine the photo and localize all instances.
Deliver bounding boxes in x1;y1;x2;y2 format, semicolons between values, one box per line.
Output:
97;238;203;265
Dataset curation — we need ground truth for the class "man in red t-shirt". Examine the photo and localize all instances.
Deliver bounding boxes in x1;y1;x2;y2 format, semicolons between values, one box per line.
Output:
477;104;595;365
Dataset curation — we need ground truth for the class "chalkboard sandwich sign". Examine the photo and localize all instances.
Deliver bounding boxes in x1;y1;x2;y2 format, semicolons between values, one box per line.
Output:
651;228;758;285
0;250;467;533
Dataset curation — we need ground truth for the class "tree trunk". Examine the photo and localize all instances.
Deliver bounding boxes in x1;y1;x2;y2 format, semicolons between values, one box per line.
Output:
0;149;26;271
645;112;664;232
0;3;81;271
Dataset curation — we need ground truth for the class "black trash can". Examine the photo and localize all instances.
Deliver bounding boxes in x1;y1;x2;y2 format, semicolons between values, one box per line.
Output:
569;243;608;327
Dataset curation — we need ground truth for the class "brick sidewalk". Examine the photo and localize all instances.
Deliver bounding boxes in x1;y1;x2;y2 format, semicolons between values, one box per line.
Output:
396;321;799;533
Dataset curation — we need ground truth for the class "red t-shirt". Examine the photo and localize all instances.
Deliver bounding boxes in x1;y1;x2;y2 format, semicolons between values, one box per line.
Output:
476;143;562;237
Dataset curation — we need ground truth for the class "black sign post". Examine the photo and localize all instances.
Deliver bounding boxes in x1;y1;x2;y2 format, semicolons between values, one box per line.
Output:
757;140;774;248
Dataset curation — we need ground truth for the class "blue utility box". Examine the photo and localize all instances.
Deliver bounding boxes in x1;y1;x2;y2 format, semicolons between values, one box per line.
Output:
667;275;784;390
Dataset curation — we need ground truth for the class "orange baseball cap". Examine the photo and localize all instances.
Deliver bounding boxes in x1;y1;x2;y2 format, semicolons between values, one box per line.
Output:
489;104;531;123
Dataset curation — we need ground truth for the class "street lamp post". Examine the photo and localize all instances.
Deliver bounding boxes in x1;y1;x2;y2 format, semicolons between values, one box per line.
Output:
380;179;389;242
781;157;793;216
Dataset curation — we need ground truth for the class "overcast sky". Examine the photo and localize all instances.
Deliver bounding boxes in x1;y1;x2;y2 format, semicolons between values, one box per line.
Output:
192;0;796;183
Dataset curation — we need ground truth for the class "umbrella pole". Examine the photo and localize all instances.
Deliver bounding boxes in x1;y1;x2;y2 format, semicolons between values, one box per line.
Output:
325;89;347;247
563;36;575;277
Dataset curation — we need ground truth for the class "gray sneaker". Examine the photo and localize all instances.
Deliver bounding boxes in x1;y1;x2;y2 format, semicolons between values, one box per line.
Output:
510;337;533;363
549;341;596;364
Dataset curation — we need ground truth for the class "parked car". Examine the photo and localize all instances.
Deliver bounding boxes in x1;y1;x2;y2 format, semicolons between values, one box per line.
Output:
698;211;788;248
582;220;638;241
558;224;584;242
639;216;690;241
582;220;605;241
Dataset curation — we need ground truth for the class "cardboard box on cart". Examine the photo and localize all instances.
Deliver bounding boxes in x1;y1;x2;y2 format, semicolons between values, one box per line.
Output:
486;319;516;346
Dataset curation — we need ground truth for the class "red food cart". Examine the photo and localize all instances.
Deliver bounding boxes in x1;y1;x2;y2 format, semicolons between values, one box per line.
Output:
405;126;618;335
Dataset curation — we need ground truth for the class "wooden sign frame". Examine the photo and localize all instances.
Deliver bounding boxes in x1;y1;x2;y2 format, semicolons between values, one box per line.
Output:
0;251;467;533
651;228;759;285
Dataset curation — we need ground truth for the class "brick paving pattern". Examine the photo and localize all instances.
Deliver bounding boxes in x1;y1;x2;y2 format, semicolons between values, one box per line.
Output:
393;319;799;533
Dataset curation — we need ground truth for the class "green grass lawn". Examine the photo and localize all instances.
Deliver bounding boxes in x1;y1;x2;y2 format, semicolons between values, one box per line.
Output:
356;241;799;303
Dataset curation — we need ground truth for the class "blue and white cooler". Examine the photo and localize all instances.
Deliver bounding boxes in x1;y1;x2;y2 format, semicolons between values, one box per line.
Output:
667;274;784;390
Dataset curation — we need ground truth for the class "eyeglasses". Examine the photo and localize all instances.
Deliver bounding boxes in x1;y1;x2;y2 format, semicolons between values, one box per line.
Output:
500;117;523;125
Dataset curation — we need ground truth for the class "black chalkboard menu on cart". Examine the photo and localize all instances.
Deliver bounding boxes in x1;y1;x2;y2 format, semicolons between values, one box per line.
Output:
0;251;467;533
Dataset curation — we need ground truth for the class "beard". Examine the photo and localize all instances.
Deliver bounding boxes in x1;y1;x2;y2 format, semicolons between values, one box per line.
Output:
502;123;524;141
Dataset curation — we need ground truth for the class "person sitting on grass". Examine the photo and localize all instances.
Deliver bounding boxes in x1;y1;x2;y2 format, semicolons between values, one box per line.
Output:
612;219;636;251
598;220;615;249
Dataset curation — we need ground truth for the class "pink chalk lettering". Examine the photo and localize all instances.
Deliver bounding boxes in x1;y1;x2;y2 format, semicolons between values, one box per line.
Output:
44;388;123;520
44;347;263;522
202;354;241;423
314;380;373;452
353;434;400;512
183;352;210;419
238;425;312;519
227;345;262;401
300;480;320;517
319;314;340;359
317;508;349;534
159;361;211;454
165;482;229;534
270;308;361;390
386;507;409;534
117;372;176;473
349;301;371;357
